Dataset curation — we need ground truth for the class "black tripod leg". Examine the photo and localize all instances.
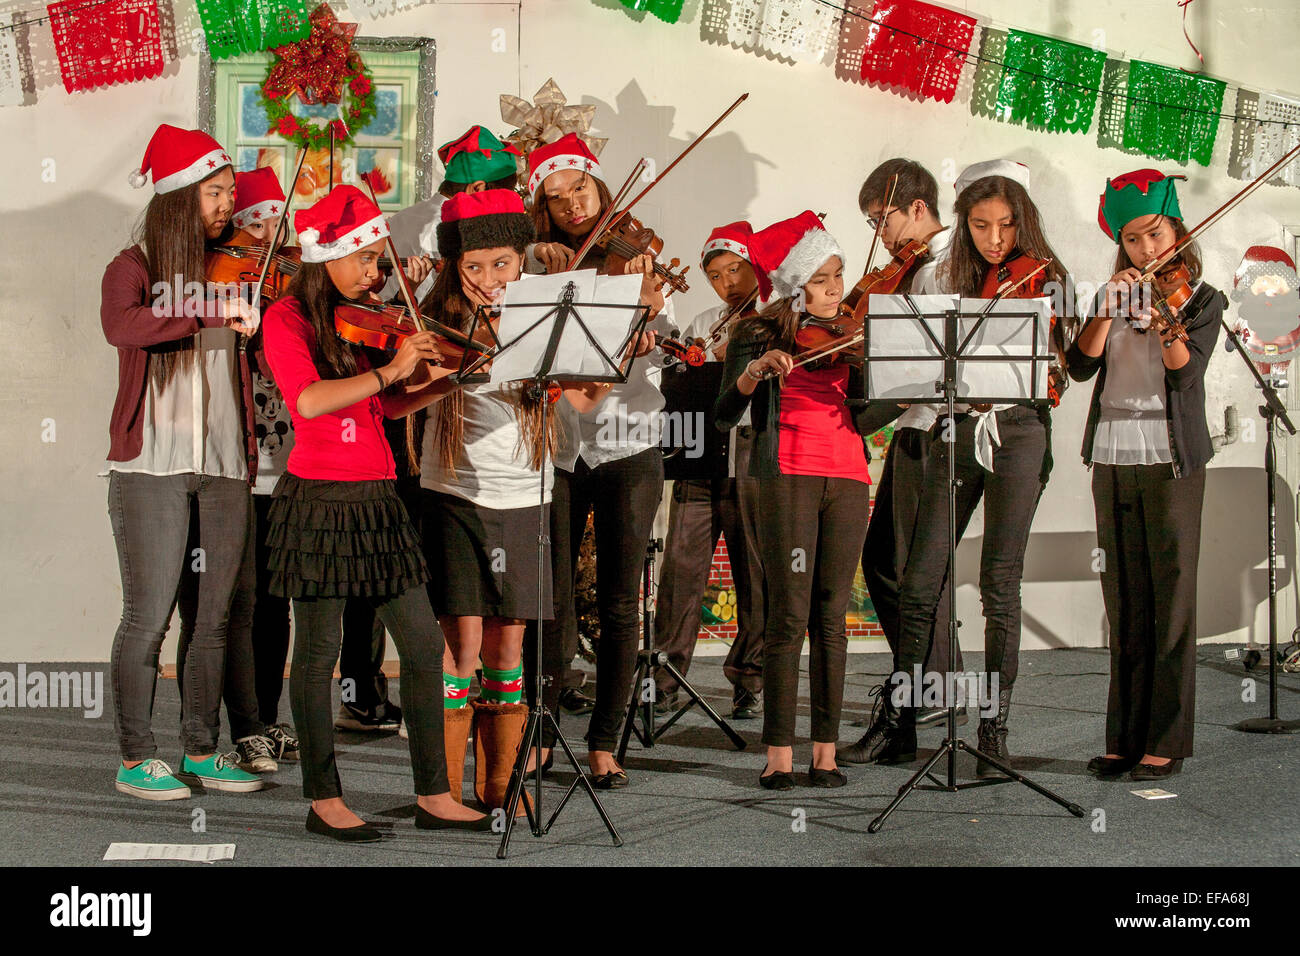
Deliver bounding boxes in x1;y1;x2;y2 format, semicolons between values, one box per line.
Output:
655;660;746;751
497;710;544;859
546;710;623;846
955;740;1085;816
868;742;952;833
616;655;651;764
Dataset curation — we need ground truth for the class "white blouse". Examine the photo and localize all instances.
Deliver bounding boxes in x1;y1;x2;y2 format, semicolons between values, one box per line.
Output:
1092;314;1173;466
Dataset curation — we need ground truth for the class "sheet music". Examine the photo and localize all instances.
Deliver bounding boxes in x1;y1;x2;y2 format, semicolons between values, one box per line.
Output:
864;294;951;402
103;843;236;863
957;296;1052;401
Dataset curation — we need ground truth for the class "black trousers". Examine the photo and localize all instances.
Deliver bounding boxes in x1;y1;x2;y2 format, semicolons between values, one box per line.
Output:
895;407;1049;694
338;474;421;714
756;474;870;747
290;586;447;799
250;494;291;726
1093;463;1203;759
862;425;963;675
654;429;764;696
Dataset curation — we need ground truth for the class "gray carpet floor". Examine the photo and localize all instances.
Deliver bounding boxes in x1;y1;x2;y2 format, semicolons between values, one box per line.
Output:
1;649;1295;867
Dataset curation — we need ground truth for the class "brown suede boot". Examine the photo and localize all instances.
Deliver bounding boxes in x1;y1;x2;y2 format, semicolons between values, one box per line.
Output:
443;705;473;804
471;700;530;815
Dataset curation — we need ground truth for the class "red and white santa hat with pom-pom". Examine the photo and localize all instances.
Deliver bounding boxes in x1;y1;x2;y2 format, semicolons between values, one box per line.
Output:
232;167;286;230
129;124;231;194
526;132;604;197
747;211;844;303
294;185;389;264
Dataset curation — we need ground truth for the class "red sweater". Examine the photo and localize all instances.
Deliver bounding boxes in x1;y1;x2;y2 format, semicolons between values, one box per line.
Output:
261;297;396;481
100;246;257;480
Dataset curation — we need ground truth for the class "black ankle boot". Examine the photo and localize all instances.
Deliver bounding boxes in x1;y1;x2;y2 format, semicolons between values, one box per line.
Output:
836;684;892;764
874;704;918;765
975;688;1012;779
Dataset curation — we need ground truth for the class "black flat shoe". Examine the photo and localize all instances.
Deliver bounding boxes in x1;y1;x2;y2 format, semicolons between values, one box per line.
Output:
558;687;596;716
524;752;554;781
1129;758;1183;781
807;763;847;788
759;768;795;791
1086;755;1139;777
414;805;495;831
590;769;629;790
305;807;381;843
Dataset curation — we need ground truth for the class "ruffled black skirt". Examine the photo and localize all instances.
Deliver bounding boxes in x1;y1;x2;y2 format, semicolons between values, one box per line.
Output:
266;473;428;599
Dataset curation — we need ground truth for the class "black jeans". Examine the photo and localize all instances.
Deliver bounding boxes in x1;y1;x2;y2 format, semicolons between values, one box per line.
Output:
546;448;664;752
895;407;1049;695
250;494;291;726
862;426;962;674
290;586;447;799
176;490;264;744
108;472;249;760
755;474;870;747
1093;463;1203;759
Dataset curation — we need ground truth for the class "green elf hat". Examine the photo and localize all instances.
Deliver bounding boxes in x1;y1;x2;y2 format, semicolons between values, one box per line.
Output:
437;125;521;185
1097;169;1186;242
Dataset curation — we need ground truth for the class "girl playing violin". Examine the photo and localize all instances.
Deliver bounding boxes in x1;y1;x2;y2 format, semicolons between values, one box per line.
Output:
522;134;671;788
102;124;264;800
714;212;877;790
260;184;492;840
655;222;765;719
882;161;1073;775
1070;170;1222;781
416;188;600;810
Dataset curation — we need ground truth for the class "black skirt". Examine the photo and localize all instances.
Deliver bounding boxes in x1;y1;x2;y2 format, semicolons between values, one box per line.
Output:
421;489;552;620
266;473;428;599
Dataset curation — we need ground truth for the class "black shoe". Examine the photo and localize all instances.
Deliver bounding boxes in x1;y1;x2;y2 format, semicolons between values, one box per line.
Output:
334;702;401;732
305;807;382;843
1129;758;1183;781
590;769;629;790
731;689;762;720
524;751;554;781
917;705;968;728
414;804;495;831
1086;755;1139;777
558;687;595;716
975;689;1013;779
837;685;915;764
759;768;795;791
807;763;847;788
652;689;679;716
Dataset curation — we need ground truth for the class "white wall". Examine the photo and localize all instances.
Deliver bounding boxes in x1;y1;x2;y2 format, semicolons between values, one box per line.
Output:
3;0;1299;660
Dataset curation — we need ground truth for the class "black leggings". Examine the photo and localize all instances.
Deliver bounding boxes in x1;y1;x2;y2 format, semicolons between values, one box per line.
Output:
755;474;870;747
290;587;447;800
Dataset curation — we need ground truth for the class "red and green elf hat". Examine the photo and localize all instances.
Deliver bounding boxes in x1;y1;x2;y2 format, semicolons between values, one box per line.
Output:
437;125;522;185
1098;169;1186;242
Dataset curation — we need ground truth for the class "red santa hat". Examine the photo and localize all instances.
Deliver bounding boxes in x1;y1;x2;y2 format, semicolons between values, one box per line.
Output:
701;221;754;267
1232;245;1298;299
435;189;535;261
747;211;845;302
129;124;231;194
526;132;604;197
293;186;389;263
232;167;286;230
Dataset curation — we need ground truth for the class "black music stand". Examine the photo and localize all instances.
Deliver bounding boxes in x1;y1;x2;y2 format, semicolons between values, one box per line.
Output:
860;294;1085;832
456;276;650;859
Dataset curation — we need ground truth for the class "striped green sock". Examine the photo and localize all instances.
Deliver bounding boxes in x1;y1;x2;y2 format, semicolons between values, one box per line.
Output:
444;673;471;709
480;664;524;704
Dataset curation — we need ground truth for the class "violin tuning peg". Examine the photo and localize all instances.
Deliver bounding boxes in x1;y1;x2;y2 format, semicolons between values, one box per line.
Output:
668;258;680;269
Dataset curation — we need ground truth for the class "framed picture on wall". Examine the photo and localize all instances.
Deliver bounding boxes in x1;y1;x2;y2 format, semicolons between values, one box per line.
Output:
198;37;436;231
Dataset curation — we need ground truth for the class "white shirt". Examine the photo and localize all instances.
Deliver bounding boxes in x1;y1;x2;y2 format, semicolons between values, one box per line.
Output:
102;327;248;481
421;381;554;508
894;226;953;433
1091;306;1175;466
380;193;447;302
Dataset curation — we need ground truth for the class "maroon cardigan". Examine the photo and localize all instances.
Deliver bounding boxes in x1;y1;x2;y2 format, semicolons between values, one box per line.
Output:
100;246;258;482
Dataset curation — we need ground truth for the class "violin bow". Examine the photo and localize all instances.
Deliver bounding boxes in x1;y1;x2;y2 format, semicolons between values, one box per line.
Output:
565;158;648;270
1139;141;1300;282
862;174;900;280
979;258;1053;318
250;147;309;317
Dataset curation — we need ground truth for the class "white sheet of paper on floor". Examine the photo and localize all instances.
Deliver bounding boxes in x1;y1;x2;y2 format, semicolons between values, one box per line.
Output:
103;843;236;863
1130;788;1177;800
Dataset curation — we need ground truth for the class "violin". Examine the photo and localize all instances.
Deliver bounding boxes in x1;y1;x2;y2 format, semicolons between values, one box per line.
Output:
658;333;708;367
980;251;1051;299
591;211;690;295
701;290;761;353
333;296;492;369
1130;259;1193;343
205;243;302;303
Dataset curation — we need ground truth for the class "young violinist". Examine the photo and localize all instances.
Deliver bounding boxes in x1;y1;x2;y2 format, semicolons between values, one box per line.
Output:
715;212;877;790
1071;170;1221;781
654;222;765;718
839;159;967;766
260;185;492;840
522;133;672;787
416;188;600;809
102;125;264;799
879;160;1074;775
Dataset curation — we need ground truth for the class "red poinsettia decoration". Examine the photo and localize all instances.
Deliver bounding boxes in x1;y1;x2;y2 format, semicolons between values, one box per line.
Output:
264;3;361;106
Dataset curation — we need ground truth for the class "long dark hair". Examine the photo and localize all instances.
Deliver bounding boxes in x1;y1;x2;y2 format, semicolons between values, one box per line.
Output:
283;261;356;380
133;172;230;391
940;177;1068;296
734;295;800;353
1113;216;1203;281
417;249;551;476
530;173;614;252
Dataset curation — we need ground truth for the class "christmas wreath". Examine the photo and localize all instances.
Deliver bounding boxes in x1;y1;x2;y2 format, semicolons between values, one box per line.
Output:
258;4;376;151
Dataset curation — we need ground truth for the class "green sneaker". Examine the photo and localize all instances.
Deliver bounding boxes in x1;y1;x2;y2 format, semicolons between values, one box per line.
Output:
181;752;264;793
115;759;191;801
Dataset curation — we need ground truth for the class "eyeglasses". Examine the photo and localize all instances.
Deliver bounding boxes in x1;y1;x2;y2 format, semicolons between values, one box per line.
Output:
865;207;903;231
